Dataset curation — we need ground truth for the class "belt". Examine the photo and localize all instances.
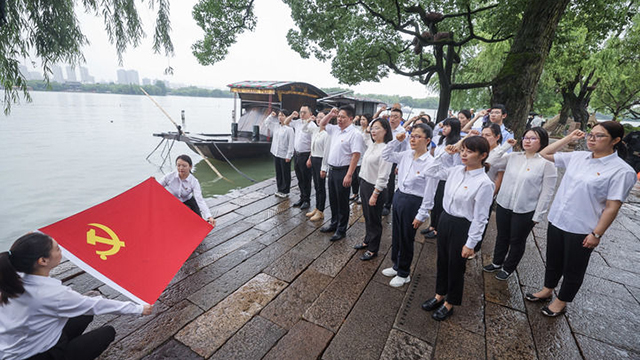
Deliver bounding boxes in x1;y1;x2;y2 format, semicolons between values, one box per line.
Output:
295;151;310;156
330;165;349;171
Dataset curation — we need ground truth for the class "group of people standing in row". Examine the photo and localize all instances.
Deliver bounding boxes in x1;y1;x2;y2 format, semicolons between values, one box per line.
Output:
265;103;637;321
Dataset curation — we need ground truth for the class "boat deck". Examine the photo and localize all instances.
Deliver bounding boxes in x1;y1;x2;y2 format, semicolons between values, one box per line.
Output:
52;176;640;359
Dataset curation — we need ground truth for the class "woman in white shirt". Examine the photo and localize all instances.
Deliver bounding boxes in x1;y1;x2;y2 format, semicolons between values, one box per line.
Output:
353;118;393;261
265;110;295;199
482;127;557;281
420;136;495;321
381;124;438;288
158;155;216;227
0;233;153;360
303;111;330;221
527;122;637;317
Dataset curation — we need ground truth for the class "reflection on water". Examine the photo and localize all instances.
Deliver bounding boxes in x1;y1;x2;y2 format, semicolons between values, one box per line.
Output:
0;91;274;250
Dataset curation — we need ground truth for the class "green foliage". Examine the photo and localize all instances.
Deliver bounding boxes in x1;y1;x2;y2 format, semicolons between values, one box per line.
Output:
1;0;174;114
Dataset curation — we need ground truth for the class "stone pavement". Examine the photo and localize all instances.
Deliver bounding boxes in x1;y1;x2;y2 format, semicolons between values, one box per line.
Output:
54;176;640;359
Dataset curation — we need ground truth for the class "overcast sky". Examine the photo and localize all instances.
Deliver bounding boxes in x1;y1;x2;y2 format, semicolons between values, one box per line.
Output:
22;0;433;97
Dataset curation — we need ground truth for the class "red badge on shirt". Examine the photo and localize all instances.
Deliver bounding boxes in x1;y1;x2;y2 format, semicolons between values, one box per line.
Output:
39;178;212;304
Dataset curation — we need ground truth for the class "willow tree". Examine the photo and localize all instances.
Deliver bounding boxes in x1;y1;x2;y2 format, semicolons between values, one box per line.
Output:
0;0;174;114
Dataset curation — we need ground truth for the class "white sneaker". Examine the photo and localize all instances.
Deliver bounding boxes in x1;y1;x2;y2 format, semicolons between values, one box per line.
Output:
389;275;411;288
382;267;397;277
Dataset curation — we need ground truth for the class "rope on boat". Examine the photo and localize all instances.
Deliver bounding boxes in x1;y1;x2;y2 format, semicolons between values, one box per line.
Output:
139;87;232;184
211;142;256;182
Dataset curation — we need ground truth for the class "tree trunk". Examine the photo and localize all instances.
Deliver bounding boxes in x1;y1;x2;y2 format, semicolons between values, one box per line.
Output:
491;0;571;138
437;82;452;123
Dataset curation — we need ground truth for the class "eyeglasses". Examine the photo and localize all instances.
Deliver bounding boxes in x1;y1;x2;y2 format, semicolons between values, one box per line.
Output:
410;135;425;140
522;137;539;142
586;133;609;140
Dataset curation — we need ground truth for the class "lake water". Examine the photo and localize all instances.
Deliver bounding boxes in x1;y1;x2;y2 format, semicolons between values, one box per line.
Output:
0;91;275;251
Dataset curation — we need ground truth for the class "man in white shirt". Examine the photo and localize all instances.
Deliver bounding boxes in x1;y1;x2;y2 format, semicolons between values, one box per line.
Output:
318;105;365;241
382;108;407;216
285;105;317;210
265;111;295;197
462;104;514;146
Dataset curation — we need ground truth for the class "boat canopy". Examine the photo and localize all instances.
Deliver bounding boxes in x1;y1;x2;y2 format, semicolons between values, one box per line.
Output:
318;94;384;117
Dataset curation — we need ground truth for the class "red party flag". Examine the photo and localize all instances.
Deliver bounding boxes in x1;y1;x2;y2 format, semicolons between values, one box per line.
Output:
39;177;212;304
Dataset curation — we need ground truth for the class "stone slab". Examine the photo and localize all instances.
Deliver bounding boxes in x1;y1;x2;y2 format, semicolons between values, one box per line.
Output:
196;221;254;253
188;242;289;310
485;302;537;360
63;272;105;294
309;222;364;277
433;322;485;360
627;285;640;304
379;329;433;360
575;334;640;360
160;240;265;306
209;201;241;218
515;235;546;288
263;248;315;283
208;316;286;360
261;268;333;330
102;300;203;360
230;191;269;207
262;320;334;360
322;281;404;360
140;339;203;360
303;248;384;332
176;273;288;358
483;271;526;312
254;216;305;246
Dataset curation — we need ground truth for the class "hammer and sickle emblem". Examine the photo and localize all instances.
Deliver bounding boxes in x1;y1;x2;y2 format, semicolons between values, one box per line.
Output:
86;223;125;260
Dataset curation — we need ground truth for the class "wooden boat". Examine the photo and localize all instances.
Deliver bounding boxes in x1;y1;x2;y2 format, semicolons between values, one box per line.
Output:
153;81;382;161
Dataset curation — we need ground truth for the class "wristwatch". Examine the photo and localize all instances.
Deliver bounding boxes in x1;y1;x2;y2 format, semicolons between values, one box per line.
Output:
591;232;602;239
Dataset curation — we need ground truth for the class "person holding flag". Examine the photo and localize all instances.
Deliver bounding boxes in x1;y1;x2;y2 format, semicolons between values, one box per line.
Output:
158;154;216;227
0;232;153;360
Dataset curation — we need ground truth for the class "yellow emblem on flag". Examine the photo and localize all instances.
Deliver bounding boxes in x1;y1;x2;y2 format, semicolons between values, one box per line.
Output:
86;223;125;260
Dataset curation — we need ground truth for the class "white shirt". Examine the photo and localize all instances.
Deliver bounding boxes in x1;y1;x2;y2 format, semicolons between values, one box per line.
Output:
433;141;462;181
0;274;142;360
158;171;212;219
360;135;393;192
391;125;408;154
382;139;438;199
495;151;557;222
531;116;544;127
547;151;637;234
472;123;514;153
486;143;509;182
325;124;365;167
290;119;316;153
303;121;329;159
265;115;294;159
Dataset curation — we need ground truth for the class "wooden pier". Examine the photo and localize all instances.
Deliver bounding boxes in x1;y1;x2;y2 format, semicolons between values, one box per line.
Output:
52;176;640;359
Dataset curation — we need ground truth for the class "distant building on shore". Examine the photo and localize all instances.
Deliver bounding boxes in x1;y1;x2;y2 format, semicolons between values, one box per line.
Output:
116;69;140;85
80;67;95;84
52;65;65;83
65;66;77;82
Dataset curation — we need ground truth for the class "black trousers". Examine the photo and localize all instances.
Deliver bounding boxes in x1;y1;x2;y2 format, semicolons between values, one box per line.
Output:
391;190;423;278
27;315;116;360
294;151;312;202
384;163;397;209
544;223;593;302
435;211;471;306
359;179;387;254
430;180;446;231
328;166;351;234
310;156;326;210
492;205;535;273
350;166;361;196
183;196;201;216
274;156;292;194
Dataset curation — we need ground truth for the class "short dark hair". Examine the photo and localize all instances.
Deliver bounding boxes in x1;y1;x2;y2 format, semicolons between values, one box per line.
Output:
391;108;403;118
483;123;503;144
462;136;490;170
458;110;472;120
596;121;628;159
339;105;355;118
176;154;193;167
279;109;292;117
412;123;433;140
370;118;393;143
522;127;549;152
491;104;507;115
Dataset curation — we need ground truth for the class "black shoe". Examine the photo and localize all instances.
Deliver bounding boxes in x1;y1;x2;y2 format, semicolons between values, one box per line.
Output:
330;233;345;241
432;304;454;321
300;201;310;210
292;199;304;207
541;305;566;317
381;207;390;216
421;297;444;311
525;292;552;302
360;251;377;261
483;263;503;273
495;270;512;281
319;225;337;233
353;242;367;250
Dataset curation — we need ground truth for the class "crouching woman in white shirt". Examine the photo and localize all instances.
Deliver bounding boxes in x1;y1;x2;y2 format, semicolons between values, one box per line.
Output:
527;122;637;317
420;136;495;321
0;233;153;360
483;127;557;281
159;155;216;227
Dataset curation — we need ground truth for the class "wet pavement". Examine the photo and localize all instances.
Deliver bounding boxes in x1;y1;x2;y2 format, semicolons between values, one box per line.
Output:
54;176;640;359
